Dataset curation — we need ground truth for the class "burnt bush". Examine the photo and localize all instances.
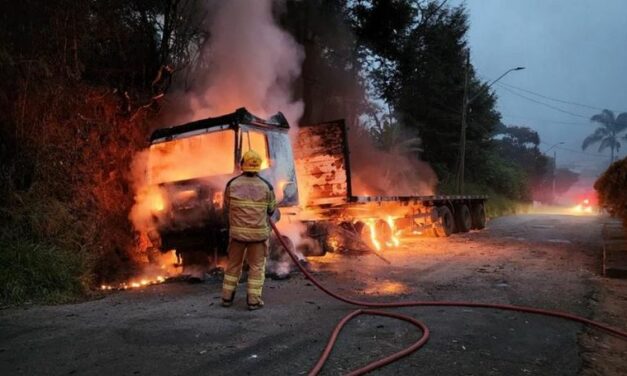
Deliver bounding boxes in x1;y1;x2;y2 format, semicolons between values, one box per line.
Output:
0;0;193;303
594;157;627;226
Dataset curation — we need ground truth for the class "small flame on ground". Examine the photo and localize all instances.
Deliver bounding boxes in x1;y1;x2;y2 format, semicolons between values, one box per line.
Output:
100;275;168;291
363;280;409;295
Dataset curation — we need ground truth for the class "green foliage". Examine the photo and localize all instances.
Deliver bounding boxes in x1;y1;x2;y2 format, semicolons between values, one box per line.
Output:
594;157;627;226
439;180;529;218
282;0;370;124
490;124;551;202
0;1;170;303
0;240;88;305
368;115;423;154
0;188;94;304
484;193;531;218
355;2;501;172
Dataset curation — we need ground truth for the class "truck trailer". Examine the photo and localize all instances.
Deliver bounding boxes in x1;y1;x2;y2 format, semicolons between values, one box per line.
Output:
144;108;487;259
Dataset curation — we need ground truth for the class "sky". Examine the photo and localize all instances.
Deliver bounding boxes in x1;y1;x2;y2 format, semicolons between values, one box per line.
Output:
455;0;627;174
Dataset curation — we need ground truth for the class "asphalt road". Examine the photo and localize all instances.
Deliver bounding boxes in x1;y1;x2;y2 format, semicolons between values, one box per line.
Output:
1;213;625;375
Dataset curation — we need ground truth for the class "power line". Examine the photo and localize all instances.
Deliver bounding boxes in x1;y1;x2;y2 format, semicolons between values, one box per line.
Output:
497;81;609;112
501;114;594;128
539;141;609;158
496;84;590;119
556;146;609;158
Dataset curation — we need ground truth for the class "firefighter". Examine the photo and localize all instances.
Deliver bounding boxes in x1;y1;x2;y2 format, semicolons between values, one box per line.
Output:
221;150;277;310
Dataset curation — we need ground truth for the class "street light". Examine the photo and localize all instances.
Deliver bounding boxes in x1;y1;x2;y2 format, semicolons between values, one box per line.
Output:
468;67;526;104
543;142;564;154
544;142;565;202
456;55;525;194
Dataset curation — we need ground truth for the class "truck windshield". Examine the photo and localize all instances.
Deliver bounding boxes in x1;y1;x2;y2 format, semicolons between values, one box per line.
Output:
148;129;235;184
240;129;270;170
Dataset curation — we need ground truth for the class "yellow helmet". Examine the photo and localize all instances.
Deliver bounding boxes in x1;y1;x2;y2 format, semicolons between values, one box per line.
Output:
241;150;262;172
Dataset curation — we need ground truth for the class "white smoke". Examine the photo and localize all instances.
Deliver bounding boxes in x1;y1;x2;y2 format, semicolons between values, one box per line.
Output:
189;0;304;127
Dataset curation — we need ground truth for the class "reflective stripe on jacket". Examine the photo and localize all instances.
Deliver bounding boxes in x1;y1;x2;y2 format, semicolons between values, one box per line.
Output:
224;174;276;242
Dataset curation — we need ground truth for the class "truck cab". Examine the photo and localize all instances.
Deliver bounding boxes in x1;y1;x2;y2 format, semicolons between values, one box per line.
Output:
146;108;299;253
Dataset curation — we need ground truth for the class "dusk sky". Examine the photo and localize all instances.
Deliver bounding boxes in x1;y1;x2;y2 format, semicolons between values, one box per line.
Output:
456;0;627;173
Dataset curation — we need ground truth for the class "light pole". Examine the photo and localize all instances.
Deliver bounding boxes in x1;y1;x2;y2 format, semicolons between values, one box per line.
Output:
456;52;525;194
544;142;564;202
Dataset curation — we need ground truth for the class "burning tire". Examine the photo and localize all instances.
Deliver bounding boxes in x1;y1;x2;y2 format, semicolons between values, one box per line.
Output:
471;203;486;229
434;206;455;237
357;219;392;251
455;204;472;233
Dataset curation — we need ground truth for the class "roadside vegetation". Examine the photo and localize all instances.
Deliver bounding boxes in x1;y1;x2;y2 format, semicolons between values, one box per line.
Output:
594;157;627;227
0;1;571;304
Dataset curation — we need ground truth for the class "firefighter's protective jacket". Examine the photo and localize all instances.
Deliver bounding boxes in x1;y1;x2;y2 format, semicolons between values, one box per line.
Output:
224;174;276;242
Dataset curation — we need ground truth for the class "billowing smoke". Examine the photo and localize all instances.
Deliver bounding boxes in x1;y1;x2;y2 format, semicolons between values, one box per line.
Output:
349;127;437;196
188;0;304;128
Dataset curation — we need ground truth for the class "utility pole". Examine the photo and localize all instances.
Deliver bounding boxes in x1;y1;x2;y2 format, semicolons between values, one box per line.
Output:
543;142;563;203
456;51;470;195
552;150;557;201
454;53;525;194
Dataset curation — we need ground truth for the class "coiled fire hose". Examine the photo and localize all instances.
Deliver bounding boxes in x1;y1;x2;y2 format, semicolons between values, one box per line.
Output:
269;221;627;376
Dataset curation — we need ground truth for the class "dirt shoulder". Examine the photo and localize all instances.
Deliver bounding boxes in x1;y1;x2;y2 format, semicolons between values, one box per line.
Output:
0;214;624;375
580;219;627;376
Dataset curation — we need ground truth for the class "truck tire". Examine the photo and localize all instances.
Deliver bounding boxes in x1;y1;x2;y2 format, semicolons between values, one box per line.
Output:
434;206;455;237
471;203;486;229
455;204;472;233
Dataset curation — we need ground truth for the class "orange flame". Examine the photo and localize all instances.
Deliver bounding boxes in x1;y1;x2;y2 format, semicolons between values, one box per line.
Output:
100;251;180;291
366;219;382;251
386;216;401;247
100;275;167;291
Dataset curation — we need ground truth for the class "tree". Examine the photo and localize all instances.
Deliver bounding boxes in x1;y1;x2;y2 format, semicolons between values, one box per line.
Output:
594;157;627;226
582;109;627;163
352;1;500;182
490;125;550;202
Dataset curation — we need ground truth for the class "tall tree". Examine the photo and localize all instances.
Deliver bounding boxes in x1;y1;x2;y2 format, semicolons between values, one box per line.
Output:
582;109;627;163
352;1;500;180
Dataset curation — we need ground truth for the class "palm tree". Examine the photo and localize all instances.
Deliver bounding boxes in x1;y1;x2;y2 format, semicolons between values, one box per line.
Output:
582;109;627;163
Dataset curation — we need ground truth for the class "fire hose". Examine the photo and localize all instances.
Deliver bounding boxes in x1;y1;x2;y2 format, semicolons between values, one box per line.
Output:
269;221;627;376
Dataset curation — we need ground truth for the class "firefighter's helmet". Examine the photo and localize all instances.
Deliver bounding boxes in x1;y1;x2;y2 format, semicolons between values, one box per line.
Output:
241;150;262;172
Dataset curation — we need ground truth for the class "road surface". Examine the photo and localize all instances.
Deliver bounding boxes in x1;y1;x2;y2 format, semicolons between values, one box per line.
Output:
1;214;625;375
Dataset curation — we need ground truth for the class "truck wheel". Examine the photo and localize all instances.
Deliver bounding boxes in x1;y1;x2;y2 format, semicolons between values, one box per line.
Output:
434;206;455;237
455;204;472;233
471;203;486;229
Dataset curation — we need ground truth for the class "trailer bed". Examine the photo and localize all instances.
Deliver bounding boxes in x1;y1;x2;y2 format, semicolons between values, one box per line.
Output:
350;194;488;204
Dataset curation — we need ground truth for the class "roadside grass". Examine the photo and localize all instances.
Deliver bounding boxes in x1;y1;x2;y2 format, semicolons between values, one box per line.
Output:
0;192;94;306
438;180;530;218
484;193;531;218
0;239;90;306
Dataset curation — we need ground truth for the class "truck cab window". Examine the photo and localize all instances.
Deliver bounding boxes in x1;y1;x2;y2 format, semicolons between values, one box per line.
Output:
240;129;270;170
148;129;236;184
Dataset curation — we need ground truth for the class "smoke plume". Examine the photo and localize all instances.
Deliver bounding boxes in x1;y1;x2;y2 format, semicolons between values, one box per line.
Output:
349;128;437;196
188;0;304;127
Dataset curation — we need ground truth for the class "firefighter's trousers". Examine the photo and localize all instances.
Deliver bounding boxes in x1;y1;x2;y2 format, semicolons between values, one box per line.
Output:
222;239;267;305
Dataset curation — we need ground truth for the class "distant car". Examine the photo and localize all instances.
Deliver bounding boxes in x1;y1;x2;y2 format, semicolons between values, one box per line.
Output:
573;198;594;214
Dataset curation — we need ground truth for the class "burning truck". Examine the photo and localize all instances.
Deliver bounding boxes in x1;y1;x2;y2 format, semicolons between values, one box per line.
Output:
142;108;487;267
